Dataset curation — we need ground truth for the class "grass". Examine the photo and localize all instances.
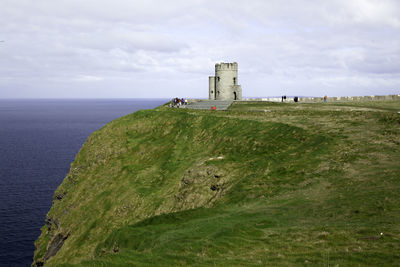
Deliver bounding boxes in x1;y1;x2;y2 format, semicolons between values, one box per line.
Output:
33;100;400;266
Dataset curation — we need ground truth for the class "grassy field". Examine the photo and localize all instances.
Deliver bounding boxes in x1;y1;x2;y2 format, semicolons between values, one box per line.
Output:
33;100;400;266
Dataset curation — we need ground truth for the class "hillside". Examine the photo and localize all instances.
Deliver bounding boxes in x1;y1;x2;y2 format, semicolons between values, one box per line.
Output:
33;100;400;266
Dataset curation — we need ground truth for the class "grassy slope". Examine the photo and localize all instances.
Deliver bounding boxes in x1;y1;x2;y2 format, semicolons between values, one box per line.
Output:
33;101;400;266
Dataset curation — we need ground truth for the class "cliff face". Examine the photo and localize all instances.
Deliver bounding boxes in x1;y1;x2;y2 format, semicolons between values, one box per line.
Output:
33;101;400;266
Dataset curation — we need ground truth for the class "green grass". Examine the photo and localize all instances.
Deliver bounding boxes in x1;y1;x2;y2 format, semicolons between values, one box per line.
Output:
33;100;400;266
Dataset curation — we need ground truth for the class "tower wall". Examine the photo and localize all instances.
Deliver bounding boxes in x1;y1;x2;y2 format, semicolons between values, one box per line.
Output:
209;76;215;100
214;62;241;100
232;85;242;100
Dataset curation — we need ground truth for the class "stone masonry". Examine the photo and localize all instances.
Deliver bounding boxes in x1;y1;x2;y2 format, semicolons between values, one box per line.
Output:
209;62;242;101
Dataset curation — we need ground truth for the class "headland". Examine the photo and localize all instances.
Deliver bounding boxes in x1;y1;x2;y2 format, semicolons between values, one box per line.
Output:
33;99;400;266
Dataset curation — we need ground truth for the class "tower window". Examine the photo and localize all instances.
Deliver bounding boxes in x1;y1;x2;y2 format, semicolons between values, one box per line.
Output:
217;77;220;82
233;77;236;85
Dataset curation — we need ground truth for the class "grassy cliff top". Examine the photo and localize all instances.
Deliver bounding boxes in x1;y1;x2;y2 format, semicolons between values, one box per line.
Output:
34;100;400;266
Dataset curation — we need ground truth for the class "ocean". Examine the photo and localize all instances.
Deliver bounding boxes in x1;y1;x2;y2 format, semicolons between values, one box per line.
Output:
0;99;167;266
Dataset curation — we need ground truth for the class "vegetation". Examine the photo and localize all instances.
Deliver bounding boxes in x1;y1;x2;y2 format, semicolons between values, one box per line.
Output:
33;100;400;266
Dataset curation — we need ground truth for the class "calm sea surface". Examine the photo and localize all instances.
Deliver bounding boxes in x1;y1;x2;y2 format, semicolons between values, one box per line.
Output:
0;99;166;266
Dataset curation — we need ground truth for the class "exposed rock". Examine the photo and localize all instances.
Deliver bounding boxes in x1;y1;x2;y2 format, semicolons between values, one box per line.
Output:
174;193;186;201
32;260;44;267
181;177;192;185
173;161;230;209
44;232;69;261
45;217;59;232
54;192;66;201
210;185;220;191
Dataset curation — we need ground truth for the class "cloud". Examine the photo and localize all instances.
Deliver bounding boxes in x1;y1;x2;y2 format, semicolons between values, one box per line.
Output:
0;0;399;98
73;75;104;82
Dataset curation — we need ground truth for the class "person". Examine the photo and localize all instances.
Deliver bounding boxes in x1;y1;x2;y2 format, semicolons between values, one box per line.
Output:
324;95;327;102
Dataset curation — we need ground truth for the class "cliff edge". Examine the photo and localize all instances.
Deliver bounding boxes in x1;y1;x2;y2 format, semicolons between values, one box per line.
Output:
33;101;400;266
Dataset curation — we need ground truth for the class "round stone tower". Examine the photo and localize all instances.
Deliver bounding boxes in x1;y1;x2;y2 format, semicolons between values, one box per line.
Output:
209;62;242;101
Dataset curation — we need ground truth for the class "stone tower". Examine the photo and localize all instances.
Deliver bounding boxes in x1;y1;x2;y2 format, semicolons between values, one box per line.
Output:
209;62;242;101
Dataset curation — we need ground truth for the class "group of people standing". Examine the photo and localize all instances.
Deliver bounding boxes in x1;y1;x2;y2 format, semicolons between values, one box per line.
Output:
171;97;187;107
280;96;327;102
281;95;299;102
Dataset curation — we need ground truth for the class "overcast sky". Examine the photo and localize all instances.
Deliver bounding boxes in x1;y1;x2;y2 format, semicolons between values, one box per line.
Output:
1;0;399;98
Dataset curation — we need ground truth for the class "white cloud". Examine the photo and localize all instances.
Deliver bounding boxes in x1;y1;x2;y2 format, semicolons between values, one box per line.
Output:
74;75;104;82
0;0;399;98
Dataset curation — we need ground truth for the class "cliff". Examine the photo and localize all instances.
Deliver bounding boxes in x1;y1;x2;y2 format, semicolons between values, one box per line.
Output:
33;100;400;266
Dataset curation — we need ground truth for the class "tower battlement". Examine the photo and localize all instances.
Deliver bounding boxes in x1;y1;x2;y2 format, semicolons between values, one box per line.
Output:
215;62;238;71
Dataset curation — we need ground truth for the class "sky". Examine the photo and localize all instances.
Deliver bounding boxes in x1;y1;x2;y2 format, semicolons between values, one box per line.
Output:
0;0;399;98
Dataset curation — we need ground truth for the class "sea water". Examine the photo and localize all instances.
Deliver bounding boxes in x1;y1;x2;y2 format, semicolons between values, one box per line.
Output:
0;99;166;266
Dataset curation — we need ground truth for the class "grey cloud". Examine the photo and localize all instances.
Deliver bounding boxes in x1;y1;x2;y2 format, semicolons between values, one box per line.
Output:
0;0;399;98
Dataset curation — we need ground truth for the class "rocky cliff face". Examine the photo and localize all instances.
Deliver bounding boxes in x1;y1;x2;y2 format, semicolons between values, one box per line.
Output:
35;107;288;265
